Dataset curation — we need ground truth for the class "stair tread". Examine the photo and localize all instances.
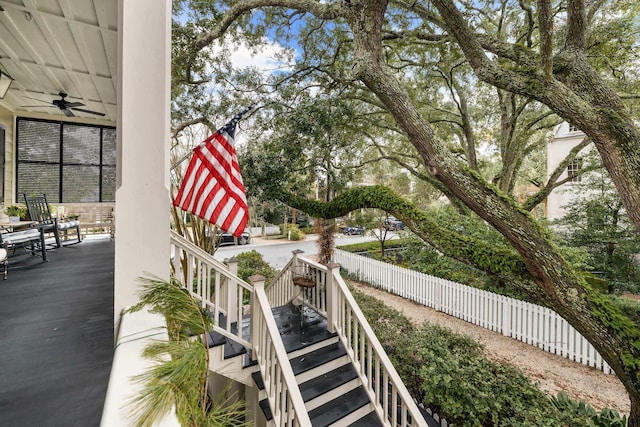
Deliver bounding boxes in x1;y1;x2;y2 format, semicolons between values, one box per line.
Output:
348;410;384;426
252;370;264;390
299;364;358;402
308;386;370;426
290;341;347;375
259;397;273;421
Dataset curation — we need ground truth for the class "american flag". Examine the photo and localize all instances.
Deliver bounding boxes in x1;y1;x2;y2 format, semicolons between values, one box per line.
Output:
173;120;249;237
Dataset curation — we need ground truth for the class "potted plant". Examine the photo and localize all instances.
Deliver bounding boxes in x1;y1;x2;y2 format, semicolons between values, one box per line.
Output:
5;205;28;222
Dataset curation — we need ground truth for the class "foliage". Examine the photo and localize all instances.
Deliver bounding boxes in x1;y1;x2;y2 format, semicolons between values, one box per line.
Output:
231;250;277;284
337;238;411;253
126;275;248;427
351;284;623;426
551;392;627;427
4;205;29;220
281;223;305;241
400;238;488;289
555;169;640;294
171;1;640;420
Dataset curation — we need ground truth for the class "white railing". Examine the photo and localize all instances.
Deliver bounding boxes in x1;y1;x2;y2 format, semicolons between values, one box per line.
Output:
170;230;254;348
168;236;433;426
250;276;312;427
334;249;613;374
278;253;428;427
170;232;310;426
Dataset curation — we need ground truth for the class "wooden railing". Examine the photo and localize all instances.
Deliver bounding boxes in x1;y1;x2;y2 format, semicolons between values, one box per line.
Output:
170;231;309;426
277;251;427;427
250;276;312;427
169;236;428;426
170;231;254;348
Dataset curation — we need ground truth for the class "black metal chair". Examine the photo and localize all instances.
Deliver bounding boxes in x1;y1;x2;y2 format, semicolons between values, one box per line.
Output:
24;194;81;247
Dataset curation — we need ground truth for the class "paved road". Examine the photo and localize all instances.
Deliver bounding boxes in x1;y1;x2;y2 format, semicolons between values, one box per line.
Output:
214;232;396;269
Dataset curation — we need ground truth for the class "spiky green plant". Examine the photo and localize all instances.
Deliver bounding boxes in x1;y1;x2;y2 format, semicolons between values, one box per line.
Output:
126;274;249;427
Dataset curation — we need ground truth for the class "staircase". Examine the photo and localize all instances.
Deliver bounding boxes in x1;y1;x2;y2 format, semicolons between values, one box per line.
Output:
170;231;432;426
255;303;384;426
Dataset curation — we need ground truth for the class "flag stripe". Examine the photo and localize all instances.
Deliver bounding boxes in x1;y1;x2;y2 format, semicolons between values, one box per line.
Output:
173;124;249;237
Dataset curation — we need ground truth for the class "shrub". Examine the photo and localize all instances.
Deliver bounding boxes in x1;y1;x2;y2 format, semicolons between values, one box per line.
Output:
350;284;621;426
285;224;306;241
337;238;411;253
229;250;277;283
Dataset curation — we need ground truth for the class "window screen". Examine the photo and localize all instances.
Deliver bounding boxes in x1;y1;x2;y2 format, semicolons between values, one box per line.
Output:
16;117;116;203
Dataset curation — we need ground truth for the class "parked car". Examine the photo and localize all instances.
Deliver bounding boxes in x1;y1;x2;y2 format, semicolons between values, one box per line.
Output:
342;225;365;235
216;231;251;246
384;217;405;231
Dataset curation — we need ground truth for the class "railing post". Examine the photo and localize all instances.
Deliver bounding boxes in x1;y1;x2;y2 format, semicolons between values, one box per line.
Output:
292;248;304;266
326;262;340;333
227;257;239;325
249;274;265;361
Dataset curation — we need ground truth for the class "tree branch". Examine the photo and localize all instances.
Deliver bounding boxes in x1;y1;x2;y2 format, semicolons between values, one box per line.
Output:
194;0;343;52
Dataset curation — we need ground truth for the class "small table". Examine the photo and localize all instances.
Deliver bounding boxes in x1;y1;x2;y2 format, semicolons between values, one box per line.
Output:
0;220;36;231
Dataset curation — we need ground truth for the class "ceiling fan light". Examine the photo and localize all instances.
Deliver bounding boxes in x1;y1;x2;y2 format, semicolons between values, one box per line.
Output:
0;69;14;99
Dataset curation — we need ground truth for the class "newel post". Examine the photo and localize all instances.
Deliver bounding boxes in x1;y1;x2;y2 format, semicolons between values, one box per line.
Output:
227;257;239;325
292;249;304;267
249;274;265;360
326;262;341;333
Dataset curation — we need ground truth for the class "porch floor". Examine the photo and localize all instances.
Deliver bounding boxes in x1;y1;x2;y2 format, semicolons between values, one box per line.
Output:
0;236;114;427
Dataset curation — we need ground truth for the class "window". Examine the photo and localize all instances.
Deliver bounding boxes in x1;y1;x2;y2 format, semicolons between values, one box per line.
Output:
569;124;580;132
16;117;116;203
567;158;583;182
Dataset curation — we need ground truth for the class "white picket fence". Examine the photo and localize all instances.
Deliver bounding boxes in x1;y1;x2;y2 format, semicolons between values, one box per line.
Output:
333;249;613;374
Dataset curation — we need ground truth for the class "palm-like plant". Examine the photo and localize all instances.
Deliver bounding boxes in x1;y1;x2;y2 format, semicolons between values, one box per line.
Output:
126;275;249;427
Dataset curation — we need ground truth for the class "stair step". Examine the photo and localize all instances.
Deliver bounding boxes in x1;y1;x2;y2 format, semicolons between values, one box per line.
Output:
259;397;273;421
299;364;358;403
308;386;370;426
347;410;384;426
290;342;347;376
252;370;264;390
205;330;227;348
223;337;247;359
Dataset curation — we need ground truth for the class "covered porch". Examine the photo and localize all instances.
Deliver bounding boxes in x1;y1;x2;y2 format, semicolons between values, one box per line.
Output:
0;236;114;426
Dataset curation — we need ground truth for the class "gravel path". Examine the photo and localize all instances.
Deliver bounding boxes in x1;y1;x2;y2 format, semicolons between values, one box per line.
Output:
350;280;630;416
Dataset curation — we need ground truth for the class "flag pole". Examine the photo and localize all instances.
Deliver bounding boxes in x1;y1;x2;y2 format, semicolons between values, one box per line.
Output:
170;104;255;171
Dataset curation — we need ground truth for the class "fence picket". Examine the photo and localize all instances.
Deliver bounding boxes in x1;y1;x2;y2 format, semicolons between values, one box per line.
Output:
334;249;612;375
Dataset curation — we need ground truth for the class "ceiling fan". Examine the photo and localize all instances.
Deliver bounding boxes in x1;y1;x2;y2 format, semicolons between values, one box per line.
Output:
21;92;105;117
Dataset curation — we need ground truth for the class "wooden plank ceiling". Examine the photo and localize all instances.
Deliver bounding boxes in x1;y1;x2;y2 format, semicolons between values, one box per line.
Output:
0;0;117;123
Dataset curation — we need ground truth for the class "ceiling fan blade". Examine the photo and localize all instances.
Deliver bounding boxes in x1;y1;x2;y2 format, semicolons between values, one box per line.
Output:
20;105;57;108
70;107;105;117
65;102;84;108
62;108;75;117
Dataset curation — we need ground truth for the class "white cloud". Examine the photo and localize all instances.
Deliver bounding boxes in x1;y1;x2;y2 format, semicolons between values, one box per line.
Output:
216;36;293;75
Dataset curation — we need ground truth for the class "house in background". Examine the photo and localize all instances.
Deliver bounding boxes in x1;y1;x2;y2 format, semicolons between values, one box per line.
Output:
545;122;592;222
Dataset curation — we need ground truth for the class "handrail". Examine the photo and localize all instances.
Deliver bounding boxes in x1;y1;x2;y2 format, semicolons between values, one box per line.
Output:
330;267;427;427
252;278;312;427
169;230;254;348
264;253;296;307
275;255;427;426
170;232;309;425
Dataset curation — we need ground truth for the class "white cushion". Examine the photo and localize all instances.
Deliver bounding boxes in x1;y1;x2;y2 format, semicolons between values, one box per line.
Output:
2;229;40;244
58;220;79;230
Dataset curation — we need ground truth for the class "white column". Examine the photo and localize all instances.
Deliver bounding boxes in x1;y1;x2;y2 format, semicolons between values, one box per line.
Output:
114;0;171;323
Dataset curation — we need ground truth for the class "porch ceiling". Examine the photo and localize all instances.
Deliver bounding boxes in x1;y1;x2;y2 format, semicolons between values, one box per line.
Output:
0;0;117;123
